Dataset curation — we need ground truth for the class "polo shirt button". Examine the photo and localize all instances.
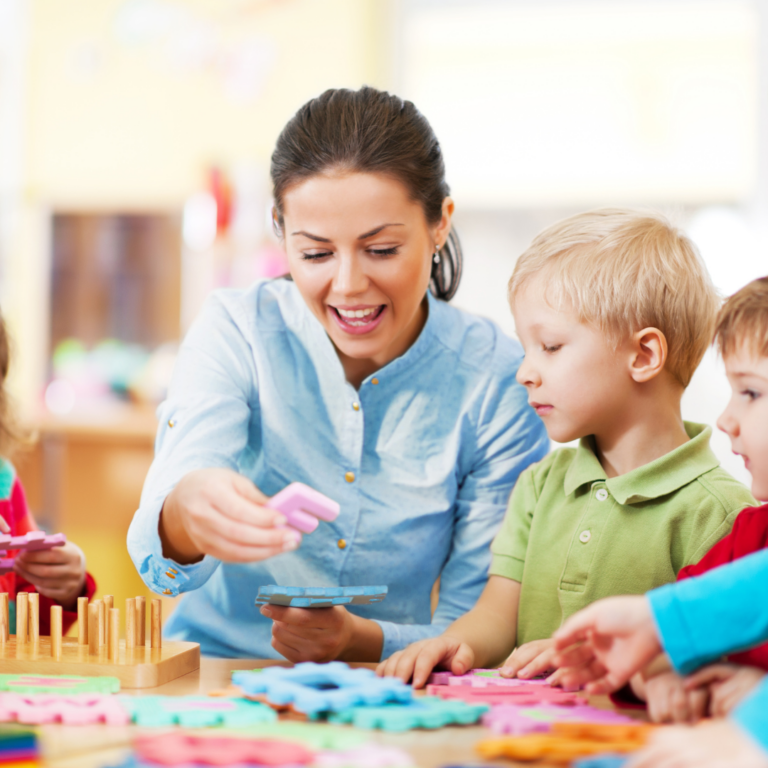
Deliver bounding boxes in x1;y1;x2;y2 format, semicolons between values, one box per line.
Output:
579;530;592;543
371;378;379;385
345;472;355;483
338;539;347;549
352;402;360;411
595;489;609;501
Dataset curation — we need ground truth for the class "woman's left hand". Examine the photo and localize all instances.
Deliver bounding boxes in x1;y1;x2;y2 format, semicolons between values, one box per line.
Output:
14;542;87;610
261;604;382;663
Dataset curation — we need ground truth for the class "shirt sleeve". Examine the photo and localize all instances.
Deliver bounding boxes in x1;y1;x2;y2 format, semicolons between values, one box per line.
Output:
127;293;259;596
649;548;768;674
732;676;768;754
373;368;549;659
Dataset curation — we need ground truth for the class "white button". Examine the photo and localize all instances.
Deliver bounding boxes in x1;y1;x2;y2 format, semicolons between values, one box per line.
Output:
579;530;592;543
595;488;609;501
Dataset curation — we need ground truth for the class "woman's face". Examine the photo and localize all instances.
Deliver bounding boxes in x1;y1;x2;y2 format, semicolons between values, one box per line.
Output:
282;171;453;376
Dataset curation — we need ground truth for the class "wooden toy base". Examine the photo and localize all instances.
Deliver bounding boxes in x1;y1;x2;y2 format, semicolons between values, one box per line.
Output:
0;637;200;688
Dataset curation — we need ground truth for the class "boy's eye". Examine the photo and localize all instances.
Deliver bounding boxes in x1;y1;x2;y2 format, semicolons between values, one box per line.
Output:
543;344;562;353
741;389;761;401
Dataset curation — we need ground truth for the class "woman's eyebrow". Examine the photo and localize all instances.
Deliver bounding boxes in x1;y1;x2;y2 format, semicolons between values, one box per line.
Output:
291;231;331;242
290;223;405;242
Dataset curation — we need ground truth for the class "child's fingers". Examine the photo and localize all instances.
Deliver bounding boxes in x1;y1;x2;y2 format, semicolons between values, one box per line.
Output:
682;664;735;690
553;640;596;670
518;646;558;679
15;548;71;565
499;643;541;678
0;517;9;534
392;646;424;685
413;648;445;689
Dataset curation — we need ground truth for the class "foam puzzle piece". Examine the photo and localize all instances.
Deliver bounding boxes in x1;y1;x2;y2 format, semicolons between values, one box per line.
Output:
0;674;120;694
0;558;13;575
232;662;412;716
481;703;636;735
428;668;551;687
313;745;415;767
0;531;66;553
475;723;654;764
214;722;366;751
134;732;314;766
255;586;387;608
0;692;129;725
120;696;276;727
327;696;489;731
573;756;629;768
269;483;340;534
426;682;587;707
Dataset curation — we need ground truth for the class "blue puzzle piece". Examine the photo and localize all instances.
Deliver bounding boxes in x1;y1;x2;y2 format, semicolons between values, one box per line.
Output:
231;661;411;715
118;696;277;727
573;756;628;768
254;585;388;608
327;696;489;731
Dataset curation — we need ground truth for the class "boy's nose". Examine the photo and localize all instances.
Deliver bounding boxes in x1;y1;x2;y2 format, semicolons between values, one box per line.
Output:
716;406;739;438
516;357;540;388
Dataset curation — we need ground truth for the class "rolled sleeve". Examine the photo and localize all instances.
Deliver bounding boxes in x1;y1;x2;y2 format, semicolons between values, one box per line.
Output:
732;677;768;754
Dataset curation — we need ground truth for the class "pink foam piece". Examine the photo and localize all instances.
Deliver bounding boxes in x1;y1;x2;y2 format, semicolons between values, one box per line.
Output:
426;682;587;707
427;668;553;688
0;531;66;554
135;732;314;766
314;745;415;768
269;483;340;534
0;558;14;574
480;703;636;735
0;692;130;726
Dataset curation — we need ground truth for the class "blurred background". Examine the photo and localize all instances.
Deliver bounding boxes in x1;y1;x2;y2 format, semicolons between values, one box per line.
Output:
0;0;766;623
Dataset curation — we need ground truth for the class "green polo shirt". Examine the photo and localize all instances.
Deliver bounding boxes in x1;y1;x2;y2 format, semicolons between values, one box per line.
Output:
490;422;756;647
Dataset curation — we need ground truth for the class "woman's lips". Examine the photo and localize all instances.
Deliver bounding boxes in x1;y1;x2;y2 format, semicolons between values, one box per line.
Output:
329;305;387;336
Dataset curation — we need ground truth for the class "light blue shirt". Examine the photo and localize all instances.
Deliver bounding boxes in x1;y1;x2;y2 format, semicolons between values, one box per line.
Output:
127;279;548;660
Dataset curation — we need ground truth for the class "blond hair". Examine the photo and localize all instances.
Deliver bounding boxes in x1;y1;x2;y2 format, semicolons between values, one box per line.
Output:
508;209;720;387
714;277;768;359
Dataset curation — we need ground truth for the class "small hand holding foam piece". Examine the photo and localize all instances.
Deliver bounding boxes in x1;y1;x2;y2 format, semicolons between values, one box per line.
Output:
553;596;661;694
500;638;559;679
376;635;475;689
625;719;768;768
643;669;709;724
684;663;766;718
14;541;86;609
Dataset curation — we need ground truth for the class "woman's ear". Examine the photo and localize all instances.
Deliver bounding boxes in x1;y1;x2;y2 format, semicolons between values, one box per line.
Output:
433;197;455;249
630;327;668;383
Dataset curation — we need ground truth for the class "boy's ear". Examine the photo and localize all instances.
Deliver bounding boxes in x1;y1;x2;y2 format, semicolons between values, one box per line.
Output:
629;327;668;383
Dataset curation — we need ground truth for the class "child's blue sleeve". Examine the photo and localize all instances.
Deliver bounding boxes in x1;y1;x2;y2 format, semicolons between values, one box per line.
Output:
648;549;768;675
732;676;768;754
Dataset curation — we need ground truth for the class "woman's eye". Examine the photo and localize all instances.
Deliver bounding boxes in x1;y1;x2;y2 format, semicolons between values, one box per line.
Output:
369;247;399;257
301;251;333;261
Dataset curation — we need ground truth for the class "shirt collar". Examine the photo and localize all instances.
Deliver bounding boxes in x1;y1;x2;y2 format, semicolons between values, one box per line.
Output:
563;422;720;504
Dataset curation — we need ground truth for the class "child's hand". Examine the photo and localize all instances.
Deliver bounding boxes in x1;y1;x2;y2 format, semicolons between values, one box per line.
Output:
644;669;709;724
14;541;86;609
376;635;475;689
685;664;766;718
626;719;768;768
500;638;557;679
553;595;660;694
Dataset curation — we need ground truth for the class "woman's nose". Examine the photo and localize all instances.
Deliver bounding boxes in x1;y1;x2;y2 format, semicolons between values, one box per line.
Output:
333;253;368;295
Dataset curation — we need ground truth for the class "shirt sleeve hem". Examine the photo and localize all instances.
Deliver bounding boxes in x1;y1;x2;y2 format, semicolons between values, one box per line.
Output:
732;678;768;754
488;554;525;582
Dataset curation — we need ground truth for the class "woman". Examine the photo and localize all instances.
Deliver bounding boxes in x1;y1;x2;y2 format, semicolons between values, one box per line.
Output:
128;86;548;661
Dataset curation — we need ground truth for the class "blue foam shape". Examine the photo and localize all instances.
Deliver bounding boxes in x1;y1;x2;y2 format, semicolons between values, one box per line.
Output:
232;661;411;715
573;756;628;768
255;585;388;608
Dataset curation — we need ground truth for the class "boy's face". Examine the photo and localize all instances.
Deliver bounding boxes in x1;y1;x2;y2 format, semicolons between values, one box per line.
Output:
718;346;768;501
513;275;635;444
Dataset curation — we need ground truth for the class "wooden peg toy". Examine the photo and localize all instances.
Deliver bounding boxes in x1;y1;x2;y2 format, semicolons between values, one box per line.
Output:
103;595;113;647
88;603;99;656
109;609;119;662
15;593;28;644
50;606;62;660
28;594;39;644
150;599;161;649
0;594;9;643
136;596;146;646
97;600;105;647
126;598;136;649
77;597;88;646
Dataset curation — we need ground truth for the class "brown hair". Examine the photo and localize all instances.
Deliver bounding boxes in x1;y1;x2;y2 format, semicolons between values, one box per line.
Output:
270;86;462;300
508;208;720;388
0;312;29;459
715;276;768;359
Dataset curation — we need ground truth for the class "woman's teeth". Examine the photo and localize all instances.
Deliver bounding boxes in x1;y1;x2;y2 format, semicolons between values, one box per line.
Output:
338;307;377;318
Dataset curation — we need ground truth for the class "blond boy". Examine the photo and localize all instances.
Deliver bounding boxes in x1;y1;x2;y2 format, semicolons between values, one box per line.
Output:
377;209;755;687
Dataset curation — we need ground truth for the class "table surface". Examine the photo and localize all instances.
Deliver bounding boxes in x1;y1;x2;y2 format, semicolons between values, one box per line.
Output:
40;658;645;768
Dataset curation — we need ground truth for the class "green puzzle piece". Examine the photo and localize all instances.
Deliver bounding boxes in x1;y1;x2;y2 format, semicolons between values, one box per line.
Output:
0;674;120;694
119;696;276;727
326;696;489;731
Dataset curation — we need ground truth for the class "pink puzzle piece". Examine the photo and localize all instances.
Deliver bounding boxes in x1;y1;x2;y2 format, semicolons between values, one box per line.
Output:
0;693;129;726
135;732;314;766
427;669;549;687
268;483;340;534
426;681;587;707
0;531;66;554
481;703;636;735
314;745;415;768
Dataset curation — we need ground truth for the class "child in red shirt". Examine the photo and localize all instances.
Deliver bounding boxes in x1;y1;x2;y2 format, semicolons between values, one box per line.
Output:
0;313;96;634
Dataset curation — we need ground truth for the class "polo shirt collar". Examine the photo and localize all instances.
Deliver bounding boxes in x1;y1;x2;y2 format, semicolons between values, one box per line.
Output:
563;422;719;504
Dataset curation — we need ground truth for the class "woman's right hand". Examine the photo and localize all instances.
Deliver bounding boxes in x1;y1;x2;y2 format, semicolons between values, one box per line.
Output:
375;635;475;689
159;468;302;564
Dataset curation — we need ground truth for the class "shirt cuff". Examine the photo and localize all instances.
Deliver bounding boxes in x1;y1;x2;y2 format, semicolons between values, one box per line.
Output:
732;677;768;754
374;619;445;662
647;582;704;675
488;553;525;582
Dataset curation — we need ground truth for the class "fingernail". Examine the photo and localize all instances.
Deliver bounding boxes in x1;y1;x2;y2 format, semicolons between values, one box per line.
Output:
500;667;512;677
260;606;272;617
273;514;287;526
518;667;529;678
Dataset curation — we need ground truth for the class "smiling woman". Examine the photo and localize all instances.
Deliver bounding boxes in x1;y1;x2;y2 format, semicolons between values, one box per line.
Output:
127;87;548;662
